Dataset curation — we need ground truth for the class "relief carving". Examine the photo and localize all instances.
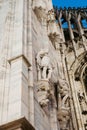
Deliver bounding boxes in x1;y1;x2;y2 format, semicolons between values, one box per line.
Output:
36;49;53;108
37;80;51;108
58;79;70;109
57;78;70;130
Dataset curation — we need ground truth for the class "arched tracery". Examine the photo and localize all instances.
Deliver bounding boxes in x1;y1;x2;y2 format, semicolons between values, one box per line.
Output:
74;53;87;117
82;66;87;94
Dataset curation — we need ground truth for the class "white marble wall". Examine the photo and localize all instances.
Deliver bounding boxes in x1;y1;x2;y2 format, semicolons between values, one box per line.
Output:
0;0;30;125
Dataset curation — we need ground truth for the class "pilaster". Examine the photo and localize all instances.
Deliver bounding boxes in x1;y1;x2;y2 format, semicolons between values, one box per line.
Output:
7;55;30;122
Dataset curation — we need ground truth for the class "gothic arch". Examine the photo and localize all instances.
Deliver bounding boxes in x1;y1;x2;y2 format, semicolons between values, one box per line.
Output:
70;52;87;96
70;52;86;73
68;52;87;129
80;64;87;95
73;53;87;80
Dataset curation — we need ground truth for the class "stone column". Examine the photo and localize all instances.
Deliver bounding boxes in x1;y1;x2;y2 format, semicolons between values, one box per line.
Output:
28;0;35;125
69;70;84;130
57;11;65;42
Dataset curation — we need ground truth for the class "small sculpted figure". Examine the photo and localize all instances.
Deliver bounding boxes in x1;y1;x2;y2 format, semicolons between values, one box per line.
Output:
58;78;70;130
36;49;52;80
47;9;59;36
58;79;70;109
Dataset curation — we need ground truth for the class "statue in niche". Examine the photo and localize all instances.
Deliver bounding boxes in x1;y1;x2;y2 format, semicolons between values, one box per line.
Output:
36;49;52;80
78;90;87;114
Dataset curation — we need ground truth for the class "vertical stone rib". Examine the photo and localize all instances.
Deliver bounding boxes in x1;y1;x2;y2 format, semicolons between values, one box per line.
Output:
69;70;84;130
66;13;77;57
75;13;87;50
58;11;65;42
27;0;34;126
0;0;16;123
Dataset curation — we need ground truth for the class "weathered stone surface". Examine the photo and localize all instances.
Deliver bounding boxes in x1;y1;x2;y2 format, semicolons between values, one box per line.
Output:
0;0;87;130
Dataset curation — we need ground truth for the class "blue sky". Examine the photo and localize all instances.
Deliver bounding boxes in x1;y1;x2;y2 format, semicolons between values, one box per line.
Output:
52;0;87;8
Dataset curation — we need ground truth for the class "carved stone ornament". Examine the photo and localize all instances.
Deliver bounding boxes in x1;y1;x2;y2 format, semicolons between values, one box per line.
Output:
65;40;74;53
78;90;87;115
57;78;70;130
84;120;87;130
74;54;87;81
37;80;51;107
47;9;59;38
36;49;52;80
33;0;47;22
58;109;70;130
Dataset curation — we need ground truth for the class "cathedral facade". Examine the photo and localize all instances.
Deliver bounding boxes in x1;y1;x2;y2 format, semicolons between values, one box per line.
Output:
0;0;87;130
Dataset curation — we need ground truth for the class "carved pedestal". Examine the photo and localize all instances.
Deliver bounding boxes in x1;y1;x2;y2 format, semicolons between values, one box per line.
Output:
37;80;50;106
37;79;56;116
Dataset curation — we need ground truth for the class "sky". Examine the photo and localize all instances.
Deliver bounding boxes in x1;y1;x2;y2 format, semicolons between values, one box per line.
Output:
52;0;87;8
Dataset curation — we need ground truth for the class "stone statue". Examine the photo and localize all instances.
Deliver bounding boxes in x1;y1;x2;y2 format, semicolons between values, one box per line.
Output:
36;49;52;80
78;90;87;114
47;9;59;40
58;79;70;109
